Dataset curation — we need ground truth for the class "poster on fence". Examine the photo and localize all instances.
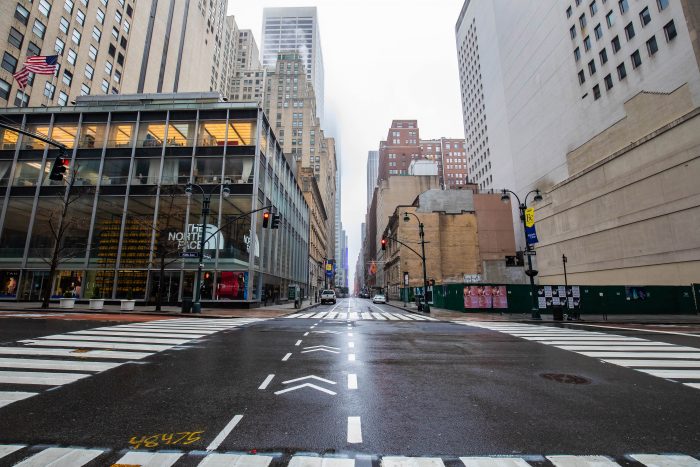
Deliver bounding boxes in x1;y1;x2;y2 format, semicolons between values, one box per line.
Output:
463;285;508;309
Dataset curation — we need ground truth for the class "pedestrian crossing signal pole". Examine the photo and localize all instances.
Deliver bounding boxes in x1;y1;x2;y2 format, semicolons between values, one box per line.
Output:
403;211;430;313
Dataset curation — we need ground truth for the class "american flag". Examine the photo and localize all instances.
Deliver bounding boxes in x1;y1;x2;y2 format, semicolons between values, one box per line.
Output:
12;55;59;88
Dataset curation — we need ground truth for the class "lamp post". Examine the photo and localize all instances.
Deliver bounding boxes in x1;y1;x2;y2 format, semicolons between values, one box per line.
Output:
402;211;430;313
185;182;231;313
501;188;543;319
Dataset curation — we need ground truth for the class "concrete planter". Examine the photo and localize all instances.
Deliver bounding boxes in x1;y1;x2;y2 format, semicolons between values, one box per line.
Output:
120;299;136;311
59;297;76;309
89;298;105;310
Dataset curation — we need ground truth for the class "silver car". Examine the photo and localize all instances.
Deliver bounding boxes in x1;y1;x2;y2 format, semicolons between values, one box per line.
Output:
372;294;387;304
320;289;336;304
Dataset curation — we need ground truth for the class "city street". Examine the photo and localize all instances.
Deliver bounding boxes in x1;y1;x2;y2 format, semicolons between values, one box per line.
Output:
0;298;699;466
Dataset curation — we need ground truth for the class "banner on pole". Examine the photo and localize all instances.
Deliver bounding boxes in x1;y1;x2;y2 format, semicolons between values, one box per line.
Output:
524;207;539;244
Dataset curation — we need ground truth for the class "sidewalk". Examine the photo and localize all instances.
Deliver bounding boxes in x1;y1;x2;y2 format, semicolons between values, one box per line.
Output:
384;299;700;324
0;299;320;319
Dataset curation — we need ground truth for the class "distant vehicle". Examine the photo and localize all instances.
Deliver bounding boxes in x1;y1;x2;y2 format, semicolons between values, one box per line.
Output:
360;291;370;299
372;294;387;304
320;289;336;304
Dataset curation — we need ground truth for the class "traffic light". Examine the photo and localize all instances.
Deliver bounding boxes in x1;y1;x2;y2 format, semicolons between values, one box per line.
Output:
262;211;270;228
48;155;69;181
381;237;387;250
271;214;281;229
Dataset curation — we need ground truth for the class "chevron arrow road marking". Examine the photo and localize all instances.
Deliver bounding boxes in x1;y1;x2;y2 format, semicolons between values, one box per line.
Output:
274;383;337;395
302;348;339;354
282;375;336;385
303;345;340;350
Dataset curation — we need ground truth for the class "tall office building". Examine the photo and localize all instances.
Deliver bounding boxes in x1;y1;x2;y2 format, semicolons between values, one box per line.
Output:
261;7;325;121
456;0;700;285
366;150;378;207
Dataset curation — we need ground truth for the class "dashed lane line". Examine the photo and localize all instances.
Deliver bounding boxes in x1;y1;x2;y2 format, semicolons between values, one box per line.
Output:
206;414;244;451
259;374;275;390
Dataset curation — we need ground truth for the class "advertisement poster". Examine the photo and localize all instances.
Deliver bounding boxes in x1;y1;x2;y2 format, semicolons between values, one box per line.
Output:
0;270;19;298
544;286;552;298
216;271;248;300
463;285;508;309
492;286;508;309
538;297;547;309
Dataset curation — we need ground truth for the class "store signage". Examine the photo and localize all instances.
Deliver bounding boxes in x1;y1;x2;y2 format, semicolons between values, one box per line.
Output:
169;224;224;251
463;274;482;283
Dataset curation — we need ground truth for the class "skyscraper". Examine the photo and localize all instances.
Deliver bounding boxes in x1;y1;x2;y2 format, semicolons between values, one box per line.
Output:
366;150;379;207
261;7;325;120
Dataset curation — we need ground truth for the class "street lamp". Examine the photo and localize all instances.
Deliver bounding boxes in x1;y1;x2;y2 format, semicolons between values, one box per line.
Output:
402;211;430;313
501;188;543;319
185;182;231;313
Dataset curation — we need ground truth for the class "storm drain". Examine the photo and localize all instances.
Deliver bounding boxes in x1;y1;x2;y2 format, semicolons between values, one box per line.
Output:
540;373;591;385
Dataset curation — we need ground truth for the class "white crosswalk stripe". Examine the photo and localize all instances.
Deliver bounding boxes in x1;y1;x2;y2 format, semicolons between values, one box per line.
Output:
464;322;700;389
285;310;435;321
0;447;697;467
0;318;265;411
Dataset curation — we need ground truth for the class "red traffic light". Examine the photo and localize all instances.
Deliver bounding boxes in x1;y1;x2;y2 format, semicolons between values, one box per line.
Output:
49;156;69;181
381;238;387;250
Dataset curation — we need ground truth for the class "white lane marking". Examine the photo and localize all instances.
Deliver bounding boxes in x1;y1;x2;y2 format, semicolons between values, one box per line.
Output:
206;414;244;451
555;345;699;351
259;374;275;390
349;312;359;320
540;341;666;346
295;340;302;346
21;340;172;352
460;457;530;467
0;371;90;386
571;323;700;339
348;374;358;389
14;447;104;466
70;330;205;339
97;326;217;334
0;391;35;403
288;456;355;467
547;455;621;467
303;345;340;350
629;454;700;467
282;353;292;361
383;457;445;467
275;383;337;395
303;332;309;336
371;313;386;320
524;336;646;341
302;348;339;354
0;347;151;359
282;375;336;385
36;334;188;345
348;342;355;349
0;444;25;460
579;351;700;359
348;332;354;337
602;360;700;368
684;383;700;390
637;369;700;379
287;313;304;319
297;313;315;318
361;312;372;320
199;453;274;467
0;358;120;372
349;353;356;362
113;451;183;466
312;312;327;319
382;312;399;321
328;312;339;319
347;416;362;444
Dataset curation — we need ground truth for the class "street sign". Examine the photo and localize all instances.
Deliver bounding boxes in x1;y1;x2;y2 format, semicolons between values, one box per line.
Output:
179;252;199;258
524;250;537;256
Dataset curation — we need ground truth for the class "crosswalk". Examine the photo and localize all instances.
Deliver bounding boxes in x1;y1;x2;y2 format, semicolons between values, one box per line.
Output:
0;318;264;410
0;445;698;467
285;310;438;321
464;322;700;390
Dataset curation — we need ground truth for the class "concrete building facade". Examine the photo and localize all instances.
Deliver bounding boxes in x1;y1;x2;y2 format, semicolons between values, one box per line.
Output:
366;150;378;207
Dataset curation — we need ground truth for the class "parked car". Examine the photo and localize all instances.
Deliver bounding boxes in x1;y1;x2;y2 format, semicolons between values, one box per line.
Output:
372;294;387;304
320;289;336;304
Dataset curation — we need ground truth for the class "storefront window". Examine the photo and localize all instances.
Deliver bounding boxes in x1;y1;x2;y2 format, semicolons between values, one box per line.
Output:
0;161;13;186
121;196;156;268
117;269;146;299
224;156;254;184
131;158;161;185
88;195;123;269
197;121;255;147
218;195;252;266
0;128;19;150
28;196;62;259
215;271;247;300
51;270;83;298
78;123;107;148
0;197;33;259
137;122;165;148
161;157;191;185
50;124;78;149
13;161;43;186
0;270;20;298
101;158;131;184
193;157;223;184
107;122;134;148
74;159;101;185
166;121;195;147
20;124;50;150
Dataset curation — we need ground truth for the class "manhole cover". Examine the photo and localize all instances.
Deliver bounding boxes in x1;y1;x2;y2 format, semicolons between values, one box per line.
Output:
540;373;591;384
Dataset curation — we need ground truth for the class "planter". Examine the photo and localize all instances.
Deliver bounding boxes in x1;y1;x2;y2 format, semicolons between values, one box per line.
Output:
120;299;136;311
89;298;105;310
59;297;76;309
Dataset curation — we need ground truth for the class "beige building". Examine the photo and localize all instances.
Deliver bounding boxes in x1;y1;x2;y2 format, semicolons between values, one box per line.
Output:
299;166;329;299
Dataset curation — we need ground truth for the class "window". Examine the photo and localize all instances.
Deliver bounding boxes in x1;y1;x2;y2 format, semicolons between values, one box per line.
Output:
44;81;55;99
60;16;70;33
599;47;608;64
115;10;122;23
580;14;587;29
578;70;586;84
14;4;30;25
39;0;52;16
606;10;615;28
113;70;120;83
122;20;130;34
126;4;133;17
67;48;77;65
96;8;105;24
631;49;642;68
657;0;669;10
604;74;613;90
584;35;592;50
624;22;635;40
81;83;90;96
617;62;627;80
588;59;597;75
619;0;628;13
72;29;82;45
58;91;68;106
92;26;101;42
85;63;94;79
111;26;119;39
0;79;11;100
108;44;116;57
27;42;40;57
595;23;603;40
62;69;73;86
104;60;112;75
117;53;124;66
590;1;598;16
647;35;658;55
101;79;108;92
55;37;65;54
574;47;581;61
120;37;127;49
612;35;621;52
570;25;577;39
76;9;85;25
64;0;74;13
8;27;24;49
33;19;47;39
88;44;98;60
664;20;677;42
576;0;582;5
1;53;18;74
15;91;29;107
593;84;601;100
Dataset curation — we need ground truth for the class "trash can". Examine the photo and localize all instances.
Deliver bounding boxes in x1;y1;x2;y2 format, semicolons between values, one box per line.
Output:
415;294;424;311
553;304;564;321
181;299;192;314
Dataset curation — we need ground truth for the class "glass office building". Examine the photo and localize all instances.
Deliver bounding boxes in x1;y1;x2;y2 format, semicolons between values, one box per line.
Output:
0;93;310;306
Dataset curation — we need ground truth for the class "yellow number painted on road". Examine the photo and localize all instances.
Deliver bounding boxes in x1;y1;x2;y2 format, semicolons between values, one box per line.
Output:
128;430;205;449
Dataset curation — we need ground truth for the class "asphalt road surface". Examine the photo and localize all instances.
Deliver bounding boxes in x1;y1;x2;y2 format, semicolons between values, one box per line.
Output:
0;298;699;467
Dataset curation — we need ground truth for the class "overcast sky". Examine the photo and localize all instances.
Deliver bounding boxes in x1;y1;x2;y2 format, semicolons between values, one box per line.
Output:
227;0;466;288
